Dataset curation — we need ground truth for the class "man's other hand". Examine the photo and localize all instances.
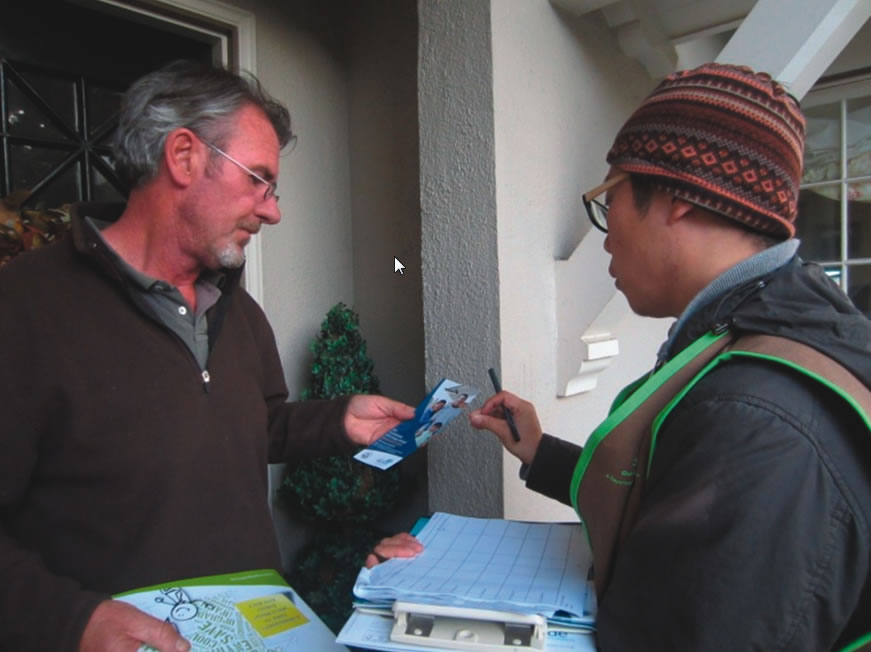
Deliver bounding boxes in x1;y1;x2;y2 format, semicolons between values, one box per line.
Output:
364;532;424;569
80;600;190;652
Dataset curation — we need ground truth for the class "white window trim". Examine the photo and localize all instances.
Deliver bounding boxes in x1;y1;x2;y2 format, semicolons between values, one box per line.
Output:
802;74;871;302
803;74;871;108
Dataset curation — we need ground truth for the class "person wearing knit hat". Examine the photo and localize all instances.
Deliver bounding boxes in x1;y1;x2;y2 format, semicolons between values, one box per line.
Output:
466;62;871;650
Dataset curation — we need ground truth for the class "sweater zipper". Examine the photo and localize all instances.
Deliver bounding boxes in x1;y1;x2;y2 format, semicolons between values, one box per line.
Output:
95;246;216;395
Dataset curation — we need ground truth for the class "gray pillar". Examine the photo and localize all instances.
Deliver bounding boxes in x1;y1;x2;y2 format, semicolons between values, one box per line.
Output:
418;0;504;517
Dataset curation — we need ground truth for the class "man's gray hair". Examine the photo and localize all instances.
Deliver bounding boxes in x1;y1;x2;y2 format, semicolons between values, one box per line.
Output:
113;59;294;189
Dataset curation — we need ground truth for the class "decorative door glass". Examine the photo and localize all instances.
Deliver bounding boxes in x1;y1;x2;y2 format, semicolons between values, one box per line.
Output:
1;58;125;265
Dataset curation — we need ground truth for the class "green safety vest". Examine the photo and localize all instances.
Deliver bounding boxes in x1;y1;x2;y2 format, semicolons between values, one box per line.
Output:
570;331;871;651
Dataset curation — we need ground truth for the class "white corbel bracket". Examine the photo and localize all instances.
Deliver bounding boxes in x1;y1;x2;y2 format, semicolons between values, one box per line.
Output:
560;334;620;397
555;224;621;397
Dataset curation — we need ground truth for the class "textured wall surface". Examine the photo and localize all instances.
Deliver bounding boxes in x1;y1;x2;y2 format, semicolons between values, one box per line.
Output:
98;0;870;569
253;0;428;566
348;0;424;410
347;0;428;534
419;0;504;517
257;1;356;398
490;1;669;521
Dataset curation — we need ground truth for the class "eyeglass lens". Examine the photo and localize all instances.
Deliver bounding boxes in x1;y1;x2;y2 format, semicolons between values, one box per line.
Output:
202;139;278;202
588;200;609;232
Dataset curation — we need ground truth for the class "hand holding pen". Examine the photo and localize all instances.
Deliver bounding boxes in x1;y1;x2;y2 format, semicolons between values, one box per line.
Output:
469;369;543;465
487;368;521;442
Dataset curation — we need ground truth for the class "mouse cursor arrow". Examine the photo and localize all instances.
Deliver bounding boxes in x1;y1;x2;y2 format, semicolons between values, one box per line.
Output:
394;257;406;275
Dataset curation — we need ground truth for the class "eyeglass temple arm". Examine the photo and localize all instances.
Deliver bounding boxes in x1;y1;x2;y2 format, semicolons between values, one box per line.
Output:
583;173;629;202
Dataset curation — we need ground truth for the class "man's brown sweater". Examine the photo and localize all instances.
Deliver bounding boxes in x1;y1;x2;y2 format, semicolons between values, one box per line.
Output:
0;203;353;650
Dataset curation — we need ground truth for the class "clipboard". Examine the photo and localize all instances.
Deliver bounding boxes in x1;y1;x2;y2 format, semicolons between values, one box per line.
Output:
338;513;597;651
391;601;547;652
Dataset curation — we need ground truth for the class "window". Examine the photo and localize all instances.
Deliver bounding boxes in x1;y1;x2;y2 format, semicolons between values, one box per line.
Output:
1;58;127;209
797;77;871;316
1;58;128;265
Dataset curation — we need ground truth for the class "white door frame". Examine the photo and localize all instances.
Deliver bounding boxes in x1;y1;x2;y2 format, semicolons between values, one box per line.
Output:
91;0;264;306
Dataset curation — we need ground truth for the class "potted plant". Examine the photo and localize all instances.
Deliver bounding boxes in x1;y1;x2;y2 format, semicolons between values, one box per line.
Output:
279;302;401;632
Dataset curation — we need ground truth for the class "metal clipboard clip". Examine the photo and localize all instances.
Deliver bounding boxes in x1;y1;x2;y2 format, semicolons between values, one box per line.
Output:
391;601;548;651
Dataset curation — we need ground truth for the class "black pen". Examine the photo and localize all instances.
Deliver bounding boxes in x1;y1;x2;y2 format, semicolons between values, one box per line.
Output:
487;368;521;443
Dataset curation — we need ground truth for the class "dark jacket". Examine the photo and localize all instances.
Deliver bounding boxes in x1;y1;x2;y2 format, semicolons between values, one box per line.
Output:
0;204;354;650
527;258;871;651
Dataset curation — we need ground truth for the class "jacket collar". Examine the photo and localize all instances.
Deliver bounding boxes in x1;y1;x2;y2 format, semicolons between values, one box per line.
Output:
69;201;244;294
656;240;799;365
659;255;871;387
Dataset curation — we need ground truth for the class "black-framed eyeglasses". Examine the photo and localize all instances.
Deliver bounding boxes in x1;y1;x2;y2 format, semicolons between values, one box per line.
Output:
582;173;628;233
201;139;279;202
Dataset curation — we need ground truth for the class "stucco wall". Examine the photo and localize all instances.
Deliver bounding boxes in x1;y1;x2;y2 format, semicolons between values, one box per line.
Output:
109;0;869;574
204;0;426;568
234;1;355;570
346;0;428;533
253;2;355;394
346;1;424;410
490;1;671;521
419;0;505;517
417;0;673;520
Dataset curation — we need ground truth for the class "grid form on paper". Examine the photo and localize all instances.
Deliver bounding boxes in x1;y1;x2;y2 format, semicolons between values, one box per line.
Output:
370;512;590;615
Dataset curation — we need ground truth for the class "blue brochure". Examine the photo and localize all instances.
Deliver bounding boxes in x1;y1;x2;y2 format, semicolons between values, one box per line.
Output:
354;379;479;470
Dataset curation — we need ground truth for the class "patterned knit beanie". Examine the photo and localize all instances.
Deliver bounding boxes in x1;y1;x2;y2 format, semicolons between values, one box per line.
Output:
606;62;806;240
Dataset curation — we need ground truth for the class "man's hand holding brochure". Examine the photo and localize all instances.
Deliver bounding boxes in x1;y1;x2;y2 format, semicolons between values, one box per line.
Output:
355;380;479;470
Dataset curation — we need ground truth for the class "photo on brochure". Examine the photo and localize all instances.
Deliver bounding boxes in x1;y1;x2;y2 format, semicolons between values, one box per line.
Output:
354;379;479;470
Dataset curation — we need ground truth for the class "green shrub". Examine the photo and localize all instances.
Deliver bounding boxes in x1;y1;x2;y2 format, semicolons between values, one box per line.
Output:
279;302;401;631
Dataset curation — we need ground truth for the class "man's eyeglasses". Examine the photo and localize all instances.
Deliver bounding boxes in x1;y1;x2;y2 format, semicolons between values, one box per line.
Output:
201;139;279;202
582;173;628;233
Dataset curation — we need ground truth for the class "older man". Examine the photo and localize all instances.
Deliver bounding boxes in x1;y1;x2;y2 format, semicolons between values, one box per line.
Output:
471;63;871;650
0;60;413;651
